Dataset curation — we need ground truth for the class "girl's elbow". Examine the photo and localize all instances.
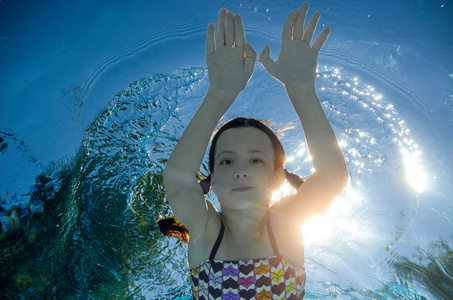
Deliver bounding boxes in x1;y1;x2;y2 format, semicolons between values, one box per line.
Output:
322;166;349;195
340;164;349;185
335;164;349;191
333;158;349;187
323;160;349;184
162;167;172;186
163;166;182;190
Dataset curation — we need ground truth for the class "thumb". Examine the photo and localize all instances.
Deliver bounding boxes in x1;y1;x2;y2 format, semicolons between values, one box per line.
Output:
259;45;276;75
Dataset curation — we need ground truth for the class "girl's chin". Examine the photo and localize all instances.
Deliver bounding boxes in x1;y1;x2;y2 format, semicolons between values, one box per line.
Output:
218;194;271;209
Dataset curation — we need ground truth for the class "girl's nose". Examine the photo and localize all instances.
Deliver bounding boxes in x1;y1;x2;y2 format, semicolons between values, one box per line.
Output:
234;168;248;179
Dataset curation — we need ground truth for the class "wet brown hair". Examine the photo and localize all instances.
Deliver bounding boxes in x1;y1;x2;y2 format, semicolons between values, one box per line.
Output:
157;216;189;244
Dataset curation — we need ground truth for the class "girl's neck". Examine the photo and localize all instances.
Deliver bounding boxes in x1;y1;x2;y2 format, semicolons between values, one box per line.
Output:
220;206;270;241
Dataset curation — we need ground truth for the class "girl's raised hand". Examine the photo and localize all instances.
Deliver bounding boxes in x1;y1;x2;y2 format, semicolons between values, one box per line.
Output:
206;9;257;98
259;2;330;89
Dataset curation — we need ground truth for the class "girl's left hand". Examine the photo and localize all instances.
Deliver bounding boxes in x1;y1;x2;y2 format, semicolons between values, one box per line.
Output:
259;2;330;89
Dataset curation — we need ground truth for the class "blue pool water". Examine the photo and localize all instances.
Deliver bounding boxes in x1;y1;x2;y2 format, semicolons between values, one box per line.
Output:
1;0;452;298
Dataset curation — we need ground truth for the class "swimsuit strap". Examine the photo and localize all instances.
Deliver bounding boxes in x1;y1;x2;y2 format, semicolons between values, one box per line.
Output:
266;211;280;256
209;220;225;260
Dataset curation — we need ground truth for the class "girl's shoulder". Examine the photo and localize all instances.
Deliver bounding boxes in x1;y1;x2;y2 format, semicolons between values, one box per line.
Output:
269;198;301;231
270;194;298;221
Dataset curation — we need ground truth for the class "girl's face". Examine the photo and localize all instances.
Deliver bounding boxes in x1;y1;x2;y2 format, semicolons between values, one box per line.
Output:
211;127;284;209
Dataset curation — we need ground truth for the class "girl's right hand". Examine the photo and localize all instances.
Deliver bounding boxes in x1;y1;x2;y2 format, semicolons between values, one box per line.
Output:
206;9;257;99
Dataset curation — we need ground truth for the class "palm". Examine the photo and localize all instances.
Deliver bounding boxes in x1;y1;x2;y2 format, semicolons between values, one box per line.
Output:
207;45;254;94
206;9;256;97
259;2;330;88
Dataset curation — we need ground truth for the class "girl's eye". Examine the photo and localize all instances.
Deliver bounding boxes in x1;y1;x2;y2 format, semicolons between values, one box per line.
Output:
220;159;233;165
251;158;264;164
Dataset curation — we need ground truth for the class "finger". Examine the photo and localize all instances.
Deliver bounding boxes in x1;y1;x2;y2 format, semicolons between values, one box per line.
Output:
225;11;234;46
293;2;309;40
312;27;330;53
234;14;245;48
259;45;276;75
282;10;299;42
206;23;216;55
216;8;227;47
303;11;321;44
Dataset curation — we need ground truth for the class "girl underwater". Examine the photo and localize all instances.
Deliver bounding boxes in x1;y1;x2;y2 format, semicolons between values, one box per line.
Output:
161;2;348;299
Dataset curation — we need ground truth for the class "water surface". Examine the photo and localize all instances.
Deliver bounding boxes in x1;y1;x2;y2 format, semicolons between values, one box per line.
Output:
1;0;452;298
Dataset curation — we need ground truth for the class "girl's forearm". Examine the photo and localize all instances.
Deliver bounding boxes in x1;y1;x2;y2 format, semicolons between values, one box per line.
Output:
164;88;236;177
286;85;347;177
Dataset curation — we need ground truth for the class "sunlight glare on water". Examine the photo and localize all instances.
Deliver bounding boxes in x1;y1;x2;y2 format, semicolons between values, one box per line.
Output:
265;64;436;297
271;64;428;258
401;147;427;194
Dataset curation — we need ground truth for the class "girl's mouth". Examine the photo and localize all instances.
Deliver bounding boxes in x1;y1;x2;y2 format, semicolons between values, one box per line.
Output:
232;186;253;192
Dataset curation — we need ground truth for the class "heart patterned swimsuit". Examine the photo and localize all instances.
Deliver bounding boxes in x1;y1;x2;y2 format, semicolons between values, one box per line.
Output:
189;214;306;299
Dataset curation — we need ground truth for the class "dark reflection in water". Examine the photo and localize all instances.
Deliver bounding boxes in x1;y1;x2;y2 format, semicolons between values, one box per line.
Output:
1;68;206;298
391;239;453;299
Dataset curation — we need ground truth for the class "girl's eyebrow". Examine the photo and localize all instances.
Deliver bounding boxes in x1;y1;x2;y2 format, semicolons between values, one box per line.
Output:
216;150;267;160
216;150;235;160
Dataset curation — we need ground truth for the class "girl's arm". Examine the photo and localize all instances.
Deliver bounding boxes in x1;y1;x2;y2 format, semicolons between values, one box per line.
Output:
260;2;348;222
163;9;256;232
